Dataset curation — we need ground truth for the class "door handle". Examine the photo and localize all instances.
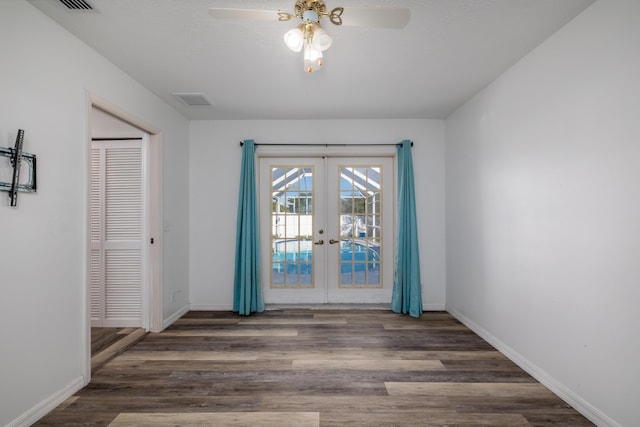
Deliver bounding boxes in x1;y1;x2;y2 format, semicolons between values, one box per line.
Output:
314;239;324;245
329;239;340;244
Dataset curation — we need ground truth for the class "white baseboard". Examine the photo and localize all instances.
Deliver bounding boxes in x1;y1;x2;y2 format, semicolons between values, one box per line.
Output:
189;303;233;311
189;303;445;312
162;304;190;330
447;308;619;427
7;376;85;427
423;303;446;311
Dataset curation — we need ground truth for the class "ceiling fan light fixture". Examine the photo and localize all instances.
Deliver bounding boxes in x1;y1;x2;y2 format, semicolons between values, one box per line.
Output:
303;40;323;73
209;1;411;73
284;27;304;52
312;27;332;51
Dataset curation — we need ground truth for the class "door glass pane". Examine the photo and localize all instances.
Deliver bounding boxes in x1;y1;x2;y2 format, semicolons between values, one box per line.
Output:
337;165;383;288
271;166;314;288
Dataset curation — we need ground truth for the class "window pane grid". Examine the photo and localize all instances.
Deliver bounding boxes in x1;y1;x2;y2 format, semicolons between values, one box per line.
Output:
271;166;314;288
338;165;382;288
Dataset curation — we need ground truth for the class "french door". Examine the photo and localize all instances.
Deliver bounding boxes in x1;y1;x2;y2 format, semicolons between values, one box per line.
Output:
260;156;394;304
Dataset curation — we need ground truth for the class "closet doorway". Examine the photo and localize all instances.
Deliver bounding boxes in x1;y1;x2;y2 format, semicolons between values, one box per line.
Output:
88;104;162;332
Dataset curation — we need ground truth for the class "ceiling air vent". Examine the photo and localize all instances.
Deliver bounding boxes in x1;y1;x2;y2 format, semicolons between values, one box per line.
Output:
173;93;213;107
58;0;93;10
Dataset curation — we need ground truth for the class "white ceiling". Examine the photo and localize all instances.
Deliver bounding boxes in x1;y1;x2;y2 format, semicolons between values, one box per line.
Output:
28;0;594;120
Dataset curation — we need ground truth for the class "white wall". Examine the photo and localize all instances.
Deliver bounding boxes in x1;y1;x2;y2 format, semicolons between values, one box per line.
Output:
91;108;145;137
445;1;640;426
189;119;446;311
0;2;189;425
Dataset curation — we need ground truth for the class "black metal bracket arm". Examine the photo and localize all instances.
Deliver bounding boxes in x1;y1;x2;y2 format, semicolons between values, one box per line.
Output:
0;129;37;207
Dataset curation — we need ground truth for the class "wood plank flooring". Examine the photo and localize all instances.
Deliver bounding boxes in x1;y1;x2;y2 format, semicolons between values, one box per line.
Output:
91;328;128;355
91;327;147;372
36;310;594;426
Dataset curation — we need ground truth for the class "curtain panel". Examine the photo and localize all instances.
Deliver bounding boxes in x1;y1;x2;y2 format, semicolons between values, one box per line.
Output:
233;139;265;315
391;139;423;318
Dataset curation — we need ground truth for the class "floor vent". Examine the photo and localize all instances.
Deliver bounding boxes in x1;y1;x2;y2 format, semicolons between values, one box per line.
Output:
59;0;93;10
173;93;213;107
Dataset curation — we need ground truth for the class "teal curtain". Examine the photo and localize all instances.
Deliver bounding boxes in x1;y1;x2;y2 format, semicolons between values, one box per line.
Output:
391;140;423;318
233;139;265;315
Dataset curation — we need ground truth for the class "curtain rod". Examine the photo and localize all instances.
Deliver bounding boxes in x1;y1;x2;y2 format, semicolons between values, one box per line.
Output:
239;141;412;147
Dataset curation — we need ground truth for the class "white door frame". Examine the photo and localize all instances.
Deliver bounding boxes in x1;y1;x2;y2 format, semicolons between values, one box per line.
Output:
84;92;163;383
257;145;397;305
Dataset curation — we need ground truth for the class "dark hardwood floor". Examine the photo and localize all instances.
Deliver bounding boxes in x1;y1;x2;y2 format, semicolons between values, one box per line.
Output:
91;327;136;356
37;310;593;426
90;327;147;372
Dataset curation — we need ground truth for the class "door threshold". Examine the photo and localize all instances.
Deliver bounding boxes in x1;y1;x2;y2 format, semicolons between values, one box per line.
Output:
91;328;147;373
266;303;389;311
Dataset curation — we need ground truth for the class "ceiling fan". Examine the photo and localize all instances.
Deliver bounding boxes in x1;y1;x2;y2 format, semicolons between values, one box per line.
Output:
208;0;410;73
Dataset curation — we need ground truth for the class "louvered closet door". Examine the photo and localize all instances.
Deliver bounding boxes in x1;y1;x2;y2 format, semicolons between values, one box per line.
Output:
90;139;144;327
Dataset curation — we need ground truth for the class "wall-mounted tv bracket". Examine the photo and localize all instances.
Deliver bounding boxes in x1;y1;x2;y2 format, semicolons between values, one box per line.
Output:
0;129;37;207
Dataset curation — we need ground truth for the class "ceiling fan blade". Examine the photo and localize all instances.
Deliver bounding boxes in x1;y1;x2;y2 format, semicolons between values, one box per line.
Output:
208;8;281;22
338;7;410;29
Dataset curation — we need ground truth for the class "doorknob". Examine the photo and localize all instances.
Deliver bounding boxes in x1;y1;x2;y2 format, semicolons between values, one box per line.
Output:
314;239;324;245
329;239;340;244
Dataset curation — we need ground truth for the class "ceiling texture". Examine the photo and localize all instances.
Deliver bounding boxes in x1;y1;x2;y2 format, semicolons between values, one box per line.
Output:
28;0;594;120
